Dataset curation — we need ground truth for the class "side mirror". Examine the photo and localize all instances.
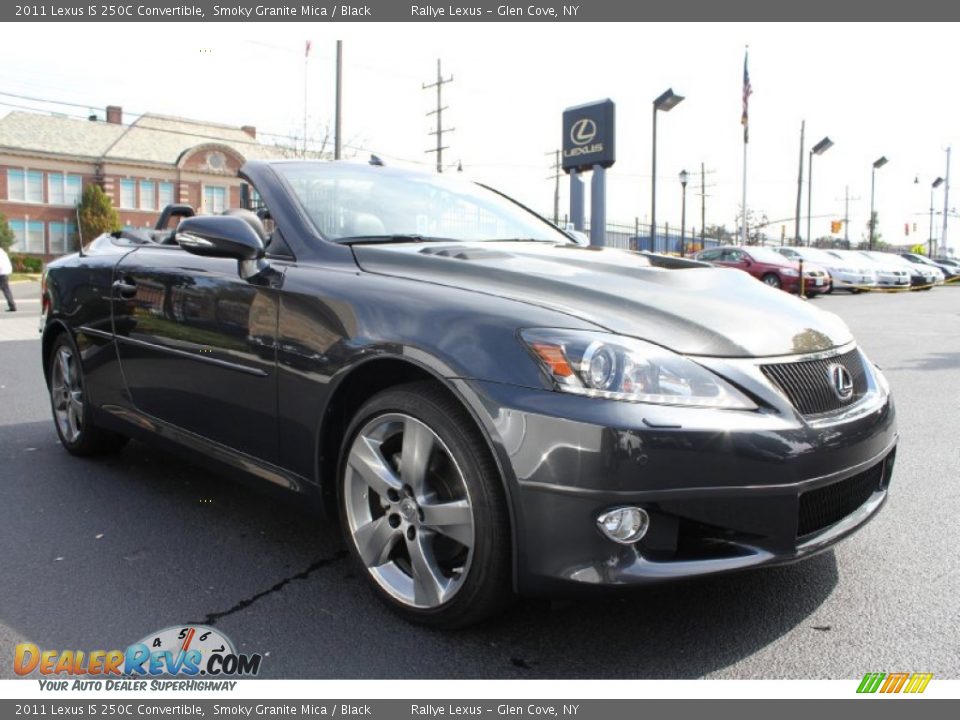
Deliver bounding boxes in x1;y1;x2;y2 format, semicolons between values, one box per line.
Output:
176;215;265;261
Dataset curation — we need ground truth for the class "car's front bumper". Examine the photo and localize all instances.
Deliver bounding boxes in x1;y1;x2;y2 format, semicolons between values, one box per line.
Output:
457;352;897;595
832;271;877;290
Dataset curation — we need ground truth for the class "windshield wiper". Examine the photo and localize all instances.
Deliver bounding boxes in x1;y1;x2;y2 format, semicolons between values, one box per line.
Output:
338;234;450;245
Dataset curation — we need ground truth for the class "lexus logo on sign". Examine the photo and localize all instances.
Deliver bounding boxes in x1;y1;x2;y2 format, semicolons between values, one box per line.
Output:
562;99;615;173
828;364;854;400
570;118;597;146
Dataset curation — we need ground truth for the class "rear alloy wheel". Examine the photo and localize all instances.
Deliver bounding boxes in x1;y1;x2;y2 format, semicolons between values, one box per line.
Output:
48;333;128;456
339;383;511;628
762;273;782;289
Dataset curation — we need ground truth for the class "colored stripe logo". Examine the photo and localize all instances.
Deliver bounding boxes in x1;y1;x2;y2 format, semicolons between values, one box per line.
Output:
857;672;933;694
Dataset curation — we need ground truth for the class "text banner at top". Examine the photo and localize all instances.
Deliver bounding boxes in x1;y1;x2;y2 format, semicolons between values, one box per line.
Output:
4;0;958;22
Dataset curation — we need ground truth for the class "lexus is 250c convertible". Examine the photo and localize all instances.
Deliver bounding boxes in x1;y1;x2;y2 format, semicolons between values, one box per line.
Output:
41;160;897;627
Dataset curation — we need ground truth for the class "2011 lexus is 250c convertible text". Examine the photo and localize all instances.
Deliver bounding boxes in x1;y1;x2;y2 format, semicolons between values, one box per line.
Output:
40;160;897;628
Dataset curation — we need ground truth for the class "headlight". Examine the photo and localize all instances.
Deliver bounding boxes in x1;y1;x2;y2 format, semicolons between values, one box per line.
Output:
520;329;757;409
782;268;799;277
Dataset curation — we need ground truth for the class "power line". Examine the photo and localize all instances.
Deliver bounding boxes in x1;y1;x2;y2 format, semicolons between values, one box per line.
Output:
423;59;454;173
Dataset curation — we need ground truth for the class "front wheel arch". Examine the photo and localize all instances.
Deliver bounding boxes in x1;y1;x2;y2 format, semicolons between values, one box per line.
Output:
41;320;71;387
317;356;519;586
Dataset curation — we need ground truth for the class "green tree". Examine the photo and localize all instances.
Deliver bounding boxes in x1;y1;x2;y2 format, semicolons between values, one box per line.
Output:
0;211;14;251
862;211;886;249
77;184;120;247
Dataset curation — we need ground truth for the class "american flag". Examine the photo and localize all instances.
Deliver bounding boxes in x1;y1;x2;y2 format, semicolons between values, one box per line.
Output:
741;50;752;143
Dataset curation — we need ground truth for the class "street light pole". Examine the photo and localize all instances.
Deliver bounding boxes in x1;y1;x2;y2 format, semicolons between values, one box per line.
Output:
679;169;689;256
806;136;833;247
930;176;944;257
869;156;888;250
651;88;684;251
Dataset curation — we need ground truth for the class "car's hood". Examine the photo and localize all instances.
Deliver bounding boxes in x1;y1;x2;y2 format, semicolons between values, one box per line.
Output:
352;242;853;358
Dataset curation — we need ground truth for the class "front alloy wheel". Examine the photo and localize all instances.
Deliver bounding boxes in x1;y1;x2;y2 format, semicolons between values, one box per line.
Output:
339;383;510;628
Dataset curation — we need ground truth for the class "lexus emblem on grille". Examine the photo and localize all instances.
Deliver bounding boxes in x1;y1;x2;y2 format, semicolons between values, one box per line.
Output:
828;363;854;400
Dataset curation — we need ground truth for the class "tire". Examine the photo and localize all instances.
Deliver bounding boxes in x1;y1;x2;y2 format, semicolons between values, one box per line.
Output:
338;381;511;628
47;332;128;456
762;273;782;289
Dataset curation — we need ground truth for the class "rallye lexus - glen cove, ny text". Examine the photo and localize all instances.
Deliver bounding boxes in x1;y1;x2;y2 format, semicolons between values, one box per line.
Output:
40;160;897;628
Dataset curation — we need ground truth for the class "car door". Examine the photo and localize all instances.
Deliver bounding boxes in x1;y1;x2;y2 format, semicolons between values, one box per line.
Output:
111;243;283;462
719;248;756;278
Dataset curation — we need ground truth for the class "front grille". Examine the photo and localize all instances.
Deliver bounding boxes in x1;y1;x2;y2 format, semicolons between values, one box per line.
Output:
761;348;868;416
797;458;887;537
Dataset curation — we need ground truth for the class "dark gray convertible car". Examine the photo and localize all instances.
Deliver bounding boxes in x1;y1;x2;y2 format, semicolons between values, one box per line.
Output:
41;160;897;627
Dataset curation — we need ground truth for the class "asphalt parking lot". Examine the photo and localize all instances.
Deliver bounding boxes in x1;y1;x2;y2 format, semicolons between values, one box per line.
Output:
1;279;958;680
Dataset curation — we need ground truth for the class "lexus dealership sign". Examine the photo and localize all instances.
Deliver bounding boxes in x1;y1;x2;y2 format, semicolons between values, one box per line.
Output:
562;99;615;172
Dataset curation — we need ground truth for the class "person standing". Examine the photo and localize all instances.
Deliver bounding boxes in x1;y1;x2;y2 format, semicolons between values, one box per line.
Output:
0;246;17;312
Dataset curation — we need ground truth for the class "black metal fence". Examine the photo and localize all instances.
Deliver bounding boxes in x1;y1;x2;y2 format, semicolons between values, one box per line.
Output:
564;217;724;255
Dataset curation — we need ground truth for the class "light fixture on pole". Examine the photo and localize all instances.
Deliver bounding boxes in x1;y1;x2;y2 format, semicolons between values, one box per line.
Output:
651;88;684;250
869;156;888;250
679;169;689;257
806;136;833;246
929;176;944;257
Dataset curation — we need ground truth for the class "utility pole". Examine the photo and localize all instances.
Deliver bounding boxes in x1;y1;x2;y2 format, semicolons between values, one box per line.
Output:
423;59;454;173
334;40;343;160
546;150;561;225
693;163;716;247
844;185;850;246
942;146;951;256
794;120;805;245
700;162;706;245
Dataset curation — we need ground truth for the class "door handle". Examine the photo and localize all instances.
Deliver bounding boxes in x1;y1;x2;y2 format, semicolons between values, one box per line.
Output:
112;279;138;299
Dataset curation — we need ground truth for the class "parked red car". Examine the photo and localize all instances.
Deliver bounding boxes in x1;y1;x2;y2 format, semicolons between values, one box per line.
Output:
695;245;831;295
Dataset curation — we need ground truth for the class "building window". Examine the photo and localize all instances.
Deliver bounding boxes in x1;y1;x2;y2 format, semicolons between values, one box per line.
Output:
120;179;136;209
49;222;78;254
8;220;25;251
139;180;156;211
158;181;175;209
48;173;64;205
65;175;82;205
9;220;45;253
45;173;82;206
7;169;43;202
203;185;227;214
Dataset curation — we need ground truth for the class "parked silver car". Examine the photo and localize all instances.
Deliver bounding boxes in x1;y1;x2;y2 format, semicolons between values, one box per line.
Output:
776;246;877;293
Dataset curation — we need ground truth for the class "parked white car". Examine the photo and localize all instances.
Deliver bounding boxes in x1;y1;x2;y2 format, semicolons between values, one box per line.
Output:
824;250;909;288
776;246;877;293
859;251;937;289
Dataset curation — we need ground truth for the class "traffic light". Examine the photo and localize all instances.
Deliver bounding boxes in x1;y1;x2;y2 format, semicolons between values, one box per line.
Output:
830;220;842;234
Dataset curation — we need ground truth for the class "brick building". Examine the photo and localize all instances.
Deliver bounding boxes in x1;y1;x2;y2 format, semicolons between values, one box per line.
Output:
0;105;286;257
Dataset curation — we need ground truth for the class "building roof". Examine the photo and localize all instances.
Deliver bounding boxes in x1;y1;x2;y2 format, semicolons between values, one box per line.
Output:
0;110;287;165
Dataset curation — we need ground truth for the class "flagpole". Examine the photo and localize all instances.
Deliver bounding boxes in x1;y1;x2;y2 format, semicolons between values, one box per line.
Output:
741;131;748;245
303;40;311;157
740;46;750;245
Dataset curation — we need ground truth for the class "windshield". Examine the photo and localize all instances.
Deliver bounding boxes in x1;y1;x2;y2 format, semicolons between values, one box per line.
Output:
747;246;795;264
275;163;571;244
797;247;839;264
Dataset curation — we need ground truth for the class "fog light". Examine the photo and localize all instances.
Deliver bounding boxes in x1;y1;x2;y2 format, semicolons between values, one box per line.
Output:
596;506;650;544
